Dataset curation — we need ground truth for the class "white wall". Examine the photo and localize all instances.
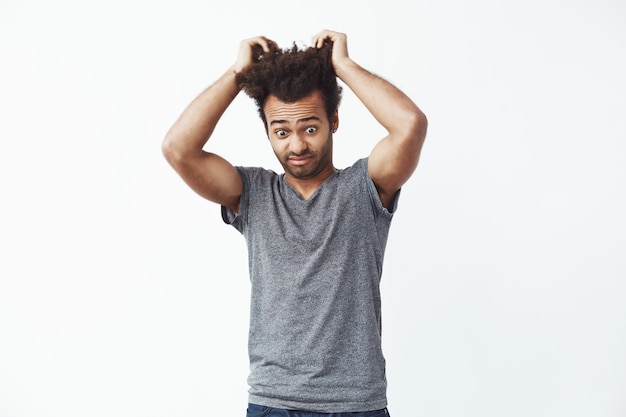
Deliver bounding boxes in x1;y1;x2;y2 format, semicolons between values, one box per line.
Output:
1;1;625;416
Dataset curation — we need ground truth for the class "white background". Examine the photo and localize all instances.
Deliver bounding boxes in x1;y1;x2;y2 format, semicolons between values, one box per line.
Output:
1;0;625;416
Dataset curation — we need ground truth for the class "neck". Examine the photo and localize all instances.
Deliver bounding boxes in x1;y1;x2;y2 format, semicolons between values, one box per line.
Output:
284;163;336;200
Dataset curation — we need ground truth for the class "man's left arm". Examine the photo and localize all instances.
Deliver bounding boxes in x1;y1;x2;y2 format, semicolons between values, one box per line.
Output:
313;30;428;209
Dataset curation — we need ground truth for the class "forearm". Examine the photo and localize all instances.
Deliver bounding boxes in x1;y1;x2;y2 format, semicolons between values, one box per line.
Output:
162;67;240;161
334;59;425;137
333;52;427;208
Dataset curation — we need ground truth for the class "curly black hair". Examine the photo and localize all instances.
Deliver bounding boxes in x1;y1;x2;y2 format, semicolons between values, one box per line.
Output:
236;40;342;128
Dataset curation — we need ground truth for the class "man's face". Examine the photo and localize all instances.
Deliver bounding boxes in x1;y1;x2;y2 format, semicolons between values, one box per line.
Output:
263;90;338;181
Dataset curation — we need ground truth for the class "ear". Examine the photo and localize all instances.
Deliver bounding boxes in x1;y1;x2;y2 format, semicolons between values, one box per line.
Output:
332;110;339;133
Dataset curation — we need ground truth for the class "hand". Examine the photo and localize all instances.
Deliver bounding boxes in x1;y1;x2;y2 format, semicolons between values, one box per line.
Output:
311;29;351;71
232;36;277;74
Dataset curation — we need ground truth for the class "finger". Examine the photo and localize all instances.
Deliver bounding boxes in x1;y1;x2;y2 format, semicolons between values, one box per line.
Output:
244;36;276;53
312;29;341;48
314;36;328;49
311;30;329;48
259;36;278;53
253;37;271;53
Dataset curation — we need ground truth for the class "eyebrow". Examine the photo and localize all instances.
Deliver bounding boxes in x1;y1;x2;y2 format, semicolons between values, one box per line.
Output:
269;116;321;126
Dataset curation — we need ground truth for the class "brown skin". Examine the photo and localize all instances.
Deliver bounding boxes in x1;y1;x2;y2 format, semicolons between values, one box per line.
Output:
162;36;276;213
162;30;427;213
312;30;427;209
264;90;338;199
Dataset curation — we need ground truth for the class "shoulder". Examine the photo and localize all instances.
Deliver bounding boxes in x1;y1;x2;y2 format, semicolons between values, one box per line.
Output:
337;157;369;179
339;157;399;215
235;165;279;185
235;165;277;176
331;158;374;201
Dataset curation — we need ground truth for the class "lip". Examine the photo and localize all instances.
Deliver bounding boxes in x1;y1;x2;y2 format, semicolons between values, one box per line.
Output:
288;156;312;166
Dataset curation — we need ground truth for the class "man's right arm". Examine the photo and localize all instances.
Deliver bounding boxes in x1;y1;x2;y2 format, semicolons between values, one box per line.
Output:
161;37;275;213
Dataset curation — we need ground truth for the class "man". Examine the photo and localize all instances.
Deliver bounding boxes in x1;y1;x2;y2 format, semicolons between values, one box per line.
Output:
162;29;427;417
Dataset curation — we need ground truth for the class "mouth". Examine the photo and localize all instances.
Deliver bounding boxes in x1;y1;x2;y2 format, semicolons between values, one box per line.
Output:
287;155;313;166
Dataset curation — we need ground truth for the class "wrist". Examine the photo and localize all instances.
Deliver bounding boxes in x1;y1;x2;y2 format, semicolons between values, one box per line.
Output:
211;67;242;97
229;63;246;76
333;57;358;79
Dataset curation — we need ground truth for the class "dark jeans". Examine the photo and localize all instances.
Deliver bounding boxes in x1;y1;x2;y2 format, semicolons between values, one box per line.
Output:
246;403;390;417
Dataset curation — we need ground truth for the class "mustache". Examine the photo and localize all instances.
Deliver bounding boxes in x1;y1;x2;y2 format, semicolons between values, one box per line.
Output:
287;150;315;158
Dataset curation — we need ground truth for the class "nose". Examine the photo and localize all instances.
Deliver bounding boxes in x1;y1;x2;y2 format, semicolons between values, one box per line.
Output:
288;133;308;155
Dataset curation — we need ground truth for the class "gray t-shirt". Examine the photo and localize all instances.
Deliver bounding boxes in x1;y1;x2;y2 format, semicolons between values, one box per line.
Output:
222;157;398;413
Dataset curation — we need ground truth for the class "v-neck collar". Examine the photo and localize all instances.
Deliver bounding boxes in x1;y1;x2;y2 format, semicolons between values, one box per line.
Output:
280;169;340;201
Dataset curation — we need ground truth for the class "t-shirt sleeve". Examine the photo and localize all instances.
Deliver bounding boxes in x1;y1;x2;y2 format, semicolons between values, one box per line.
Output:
221;166;250;233
361;157;401;216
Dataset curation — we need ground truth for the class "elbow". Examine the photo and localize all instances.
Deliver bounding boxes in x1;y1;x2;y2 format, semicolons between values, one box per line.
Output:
161;136;175;164
413;108;428;138
405;108;428;145
161;134;184;167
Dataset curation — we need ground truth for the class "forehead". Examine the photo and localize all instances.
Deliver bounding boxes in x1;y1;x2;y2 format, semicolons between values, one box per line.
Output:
263;90;327;124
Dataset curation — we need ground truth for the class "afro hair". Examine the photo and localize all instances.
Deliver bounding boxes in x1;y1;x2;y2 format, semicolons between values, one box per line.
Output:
236;40;342;127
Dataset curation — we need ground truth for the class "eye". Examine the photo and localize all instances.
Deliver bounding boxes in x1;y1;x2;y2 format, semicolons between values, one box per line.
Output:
305;126;317;134
275;129;288;138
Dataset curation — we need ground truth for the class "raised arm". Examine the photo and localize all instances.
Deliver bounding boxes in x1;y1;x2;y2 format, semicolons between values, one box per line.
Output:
162;36;276;212
312;30;428;209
